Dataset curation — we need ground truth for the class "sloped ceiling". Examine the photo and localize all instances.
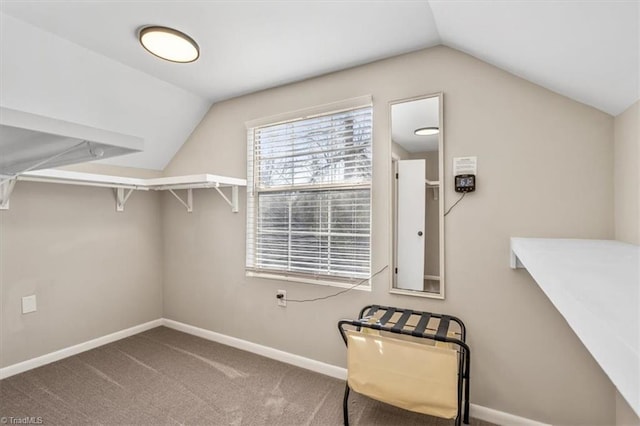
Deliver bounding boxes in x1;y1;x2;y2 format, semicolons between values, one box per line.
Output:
429;0;639;118
0;1;637;170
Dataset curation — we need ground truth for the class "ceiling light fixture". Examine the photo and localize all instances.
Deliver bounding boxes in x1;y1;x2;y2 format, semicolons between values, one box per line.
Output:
414;127;439;136
139;26;199;63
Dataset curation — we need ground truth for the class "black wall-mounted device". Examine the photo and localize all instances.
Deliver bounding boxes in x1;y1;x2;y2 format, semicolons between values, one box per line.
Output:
455;174;476;193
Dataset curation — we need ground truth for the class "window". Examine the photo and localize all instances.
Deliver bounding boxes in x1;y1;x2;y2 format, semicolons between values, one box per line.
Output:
246;100;372;285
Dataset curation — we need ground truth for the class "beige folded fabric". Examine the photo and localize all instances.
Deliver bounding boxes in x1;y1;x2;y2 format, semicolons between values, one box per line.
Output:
346;330;459;419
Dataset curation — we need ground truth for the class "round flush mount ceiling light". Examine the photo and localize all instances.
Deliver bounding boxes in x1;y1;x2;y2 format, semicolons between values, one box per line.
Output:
139;26;199;63
414;127;440;136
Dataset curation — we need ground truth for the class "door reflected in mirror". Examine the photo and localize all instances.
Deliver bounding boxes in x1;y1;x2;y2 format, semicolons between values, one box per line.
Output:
390;94;444;298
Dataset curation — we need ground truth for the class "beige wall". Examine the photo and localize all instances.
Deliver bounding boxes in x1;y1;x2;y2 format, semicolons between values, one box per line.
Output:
613;101;640;425
163;46;615;424
391;141;410;159
617;390;640;426
614;101;640;244
0;181;163;367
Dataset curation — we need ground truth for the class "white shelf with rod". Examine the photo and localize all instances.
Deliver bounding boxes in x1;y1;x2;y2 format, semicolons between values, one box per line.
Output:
424;275;441;281
510;237;639;418
425;179;439;200
1;169;246;213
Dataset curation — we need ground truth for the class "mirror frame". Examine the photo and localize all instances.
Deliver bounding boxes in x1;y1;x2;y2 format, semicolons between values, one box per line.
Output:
388;92;445;299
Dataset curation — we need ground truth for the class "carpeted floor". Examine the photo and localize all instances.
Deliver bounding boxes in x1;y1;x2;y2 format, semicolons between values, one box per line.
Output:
0;326;495;425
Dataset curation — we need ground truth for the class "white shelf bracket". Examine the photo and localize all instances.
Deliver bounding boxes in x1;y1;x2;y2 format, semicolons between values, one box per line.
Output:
168;188;193;213
510;249;524;269
114;188;134;212
214;185;239;213
232;185;239;213
0;179;17;210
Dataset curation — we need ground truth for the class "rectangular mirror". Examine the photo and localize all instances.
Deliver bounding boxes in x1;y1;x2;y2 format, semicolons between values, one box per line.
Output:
389;93;444;298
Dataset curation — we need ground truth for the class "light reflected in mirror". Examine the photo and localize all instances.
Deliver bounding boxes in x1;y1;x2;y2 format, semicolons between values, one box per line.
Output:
390;94;443;298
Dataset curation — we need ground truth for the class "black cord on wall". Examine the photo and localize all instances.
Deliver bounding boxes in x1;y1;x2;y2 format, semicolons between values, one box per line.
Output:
444;192;466;216
284;265;389;303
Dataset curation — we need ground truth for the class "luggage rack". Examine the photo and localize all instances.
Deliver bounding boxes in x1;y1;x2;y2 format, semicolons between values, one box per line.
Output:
338;305;470;426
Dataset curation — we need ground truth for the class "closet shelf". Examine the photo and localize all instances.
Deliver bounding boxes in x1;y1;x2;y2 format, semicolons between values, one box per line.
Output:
19;169;148;189
1;169;246;212
510;237;639;417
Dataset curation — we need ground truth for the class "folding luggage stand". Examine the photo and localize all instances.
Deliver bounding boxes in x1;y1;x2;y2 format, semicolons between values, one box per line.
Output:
338;304;470;426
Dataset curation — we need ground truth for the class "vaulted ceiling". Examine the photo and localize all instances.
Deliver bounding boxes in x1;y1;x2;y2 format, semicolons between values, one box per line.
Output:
1;1;637;170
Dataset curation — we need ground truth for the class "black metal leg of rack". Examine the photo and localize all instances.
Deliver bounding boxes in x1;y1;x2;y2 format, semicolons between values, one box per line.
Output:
456;356;463;426
343;383;351;426
464;348;471;424
456;368;462;426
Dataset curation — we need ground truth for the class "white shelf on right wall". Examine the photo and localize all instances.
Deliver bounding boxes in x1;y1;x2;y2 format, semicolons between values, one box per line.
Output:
510;237;640;418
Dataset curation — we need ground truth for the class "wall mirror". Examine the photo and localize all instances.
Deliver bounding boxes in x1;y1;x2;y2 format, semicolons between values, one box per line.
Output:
390;93;444;298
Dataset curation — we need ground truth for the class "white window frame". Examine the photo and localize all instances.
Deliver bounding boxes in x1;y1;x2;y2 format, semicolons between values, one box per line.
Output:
245;96;373;289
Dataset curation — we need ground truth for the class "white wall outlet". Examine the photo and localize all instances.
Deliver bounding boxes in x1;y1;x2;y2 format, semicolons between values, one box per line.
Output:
22;294;37;314
276;290;286;307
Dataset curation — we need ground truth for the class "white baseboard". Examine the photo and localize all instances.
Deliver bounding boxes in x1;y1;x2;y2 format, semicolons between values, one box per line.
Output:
0;317;549;426
0;318;163;380
470;404;550;426
163;318;549;426
162;318;346;380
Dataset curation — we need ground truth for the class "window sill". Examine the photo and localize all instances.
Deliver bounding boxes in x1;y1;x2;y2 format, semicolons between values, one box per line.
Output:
246;270;372;292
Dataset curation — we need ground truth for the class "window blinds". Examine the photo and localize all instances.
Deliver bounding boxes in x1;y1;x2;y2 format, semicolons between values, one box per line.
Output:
247;105;372;281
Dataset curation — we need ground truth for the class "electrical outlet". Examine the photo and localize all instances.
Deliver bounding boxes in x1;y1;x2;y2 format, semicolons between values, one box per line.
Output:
276;290;286;307
22;294;37;314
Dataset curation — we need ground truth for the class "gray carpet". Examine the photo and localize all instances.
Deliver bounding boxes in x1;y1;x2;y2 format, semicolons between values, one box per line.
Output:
0;326;495;425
